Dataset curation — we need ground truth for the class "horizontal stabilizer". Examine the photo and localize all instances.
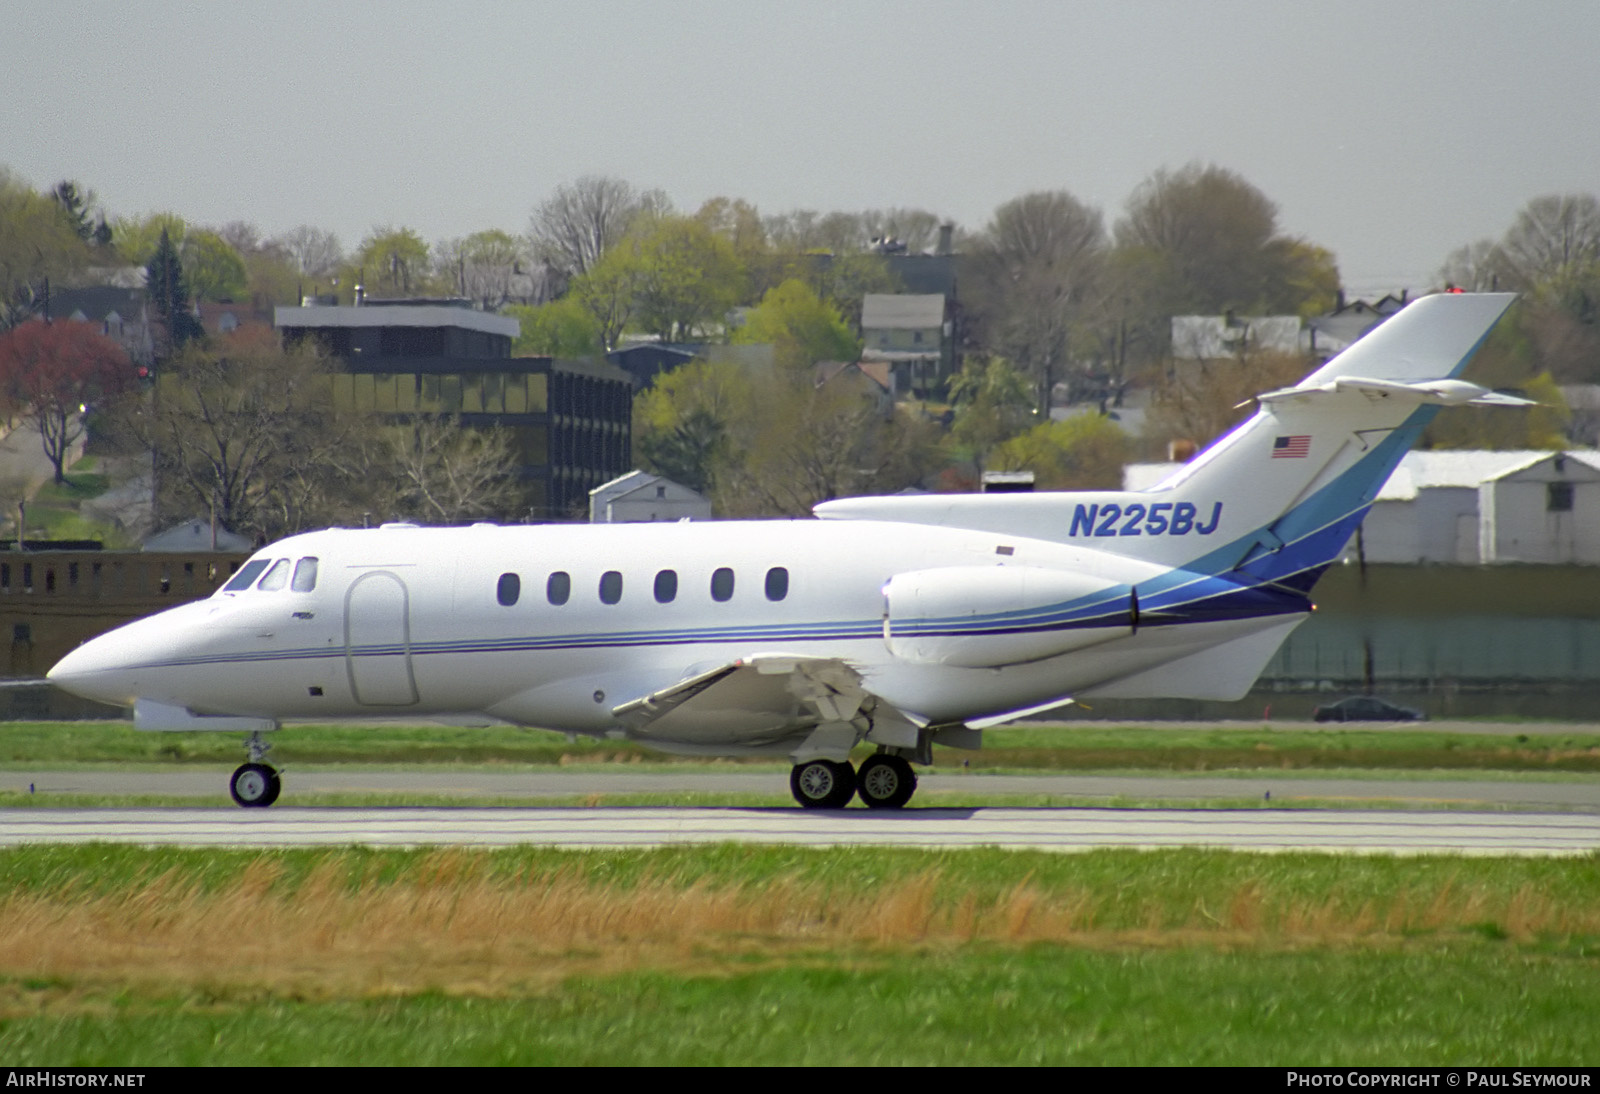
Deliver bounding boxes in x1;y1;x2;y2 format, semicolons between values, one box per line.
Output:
1256;376;1538;408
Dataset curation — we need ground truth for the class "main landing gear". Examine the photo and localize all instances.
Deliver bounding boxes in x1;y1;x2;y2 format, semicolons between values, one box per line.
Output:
789;753;917;810
229;731;282;808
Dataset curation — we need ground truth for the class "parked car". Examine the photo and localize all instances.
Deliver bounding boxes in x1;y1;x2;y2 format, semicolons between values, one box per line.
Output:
1313;696;1425;723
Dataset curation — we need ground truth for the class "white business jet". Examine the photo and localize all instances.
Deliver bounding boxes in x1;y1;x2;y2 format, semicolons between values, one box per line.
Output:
48;293;1521;809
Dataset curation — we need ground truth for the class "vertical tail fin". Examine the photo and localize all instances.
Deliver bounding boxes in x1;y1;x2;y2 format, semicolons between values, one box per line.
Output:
1145;292;1517;588
815;293;1518;587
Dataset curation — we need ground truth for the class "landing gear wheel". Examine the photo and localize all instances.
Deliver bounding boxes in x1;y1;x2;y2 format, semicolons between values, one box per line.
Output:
230;762;281;808
856;754;917;809
790;759;857;809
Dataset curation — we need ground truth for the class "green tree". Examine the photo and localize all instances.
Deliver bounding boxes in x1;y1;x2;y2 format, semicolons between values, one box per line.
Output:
718;371;934;515
946;356;1037;470
627;214;745;342
182;229;249;302
0;169;89;330
50;181;112;246
505;298;603;357
633;357;755;496
146;228;203;357
569;243;642;350
113;212;187;266
733;279;859;370
989;413;1131;490
354;227;431;296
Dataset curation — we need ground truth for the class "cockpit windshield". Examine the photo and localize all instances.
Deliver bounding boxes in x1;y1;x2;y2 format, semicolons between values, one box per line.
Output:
257;559;291;591
221;559;271;592
219;555;320;595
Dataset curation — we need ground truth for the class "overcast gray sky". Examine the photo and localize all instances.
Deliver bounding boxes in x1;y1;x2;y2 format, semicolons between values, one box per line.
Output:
5;0;1597;297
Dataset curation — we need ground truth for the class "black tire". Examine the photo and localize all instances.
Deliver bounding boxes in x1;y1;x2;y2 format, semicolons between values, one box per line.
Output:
790;759;856;809
230;762;280;808
857;754;917;809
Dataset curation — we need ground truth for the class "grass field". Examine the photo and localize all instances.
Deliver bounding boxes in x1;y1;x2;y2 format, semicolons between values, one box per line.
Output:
5;720;1598;1063
2;845;1598;1065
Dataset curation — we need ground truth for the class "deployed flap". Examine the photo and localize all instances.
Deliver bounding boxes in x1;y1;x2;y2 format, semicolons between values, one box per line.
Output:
611;654;925;758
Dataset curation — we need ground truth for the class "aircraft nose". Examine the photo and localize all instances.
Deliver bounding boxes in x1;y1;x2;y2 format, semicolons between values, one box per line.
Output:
47;631;143;706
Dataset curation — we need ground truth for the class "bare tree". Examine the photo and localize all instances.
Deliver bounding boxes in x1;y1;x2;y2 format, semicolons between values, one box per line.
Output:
964;191;1108;414
114;331;356;539
528;176;654;278
371;416;520;523
1438;238;1506;292
272;225;344;281
435;229;529;310
1496;193;1600;296
859;207;947;252
1116;163;1286;314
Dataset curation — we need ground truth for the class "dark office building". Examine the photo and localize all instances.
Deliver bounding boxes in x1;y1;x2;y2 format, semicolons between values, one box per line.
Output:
276;300;631;518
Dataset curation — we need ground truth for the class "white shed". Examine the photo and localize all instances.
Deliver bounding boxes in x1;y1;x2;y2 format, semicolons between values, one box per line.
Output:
589;471;711;523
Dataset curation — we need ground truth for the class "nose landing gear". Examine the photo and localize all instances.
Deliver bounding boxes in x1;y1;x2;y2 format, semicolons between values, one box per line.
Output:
229;732;282;808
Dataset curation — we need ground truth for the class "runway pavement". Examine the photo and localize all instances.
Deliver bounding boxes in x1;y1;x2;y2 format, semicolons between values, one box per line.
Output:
4;805;1598;854
6;768;1600;810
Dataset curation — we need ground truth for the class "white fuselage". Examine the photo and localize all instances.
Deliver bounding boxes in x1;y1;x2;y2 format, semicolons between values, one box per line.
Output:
47;518;1305;753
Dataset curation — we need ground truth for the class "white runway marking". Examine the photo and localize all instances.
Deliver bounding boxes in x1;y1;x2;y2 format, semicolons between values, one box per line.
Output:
4;807;1598;855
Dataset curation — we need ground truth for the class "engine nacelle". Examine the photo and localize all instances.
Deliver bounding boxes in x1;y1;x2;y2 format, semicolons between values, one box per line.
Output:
883;565;1135;668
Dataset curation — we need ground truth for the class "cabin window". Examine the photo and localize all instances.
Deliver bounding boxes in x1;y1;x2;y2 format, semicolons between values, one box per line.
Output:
497;572;521;606
257;559;291;591
222;559;270;592
599;570;623;605
291;557;319;592
711;567;735;602
765;567;789;602
547;571;571;605
654;569;678;603
1549;482;1575;512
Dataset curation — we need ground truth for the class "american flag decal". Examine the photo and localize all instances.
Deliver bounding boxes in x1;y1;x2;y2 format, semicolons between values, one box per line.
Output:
1272;435;1311;459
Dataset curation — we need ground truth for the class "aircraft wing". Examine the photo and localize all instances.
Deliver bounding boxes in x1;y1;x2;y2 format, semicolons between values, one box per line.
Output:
611;653;925;759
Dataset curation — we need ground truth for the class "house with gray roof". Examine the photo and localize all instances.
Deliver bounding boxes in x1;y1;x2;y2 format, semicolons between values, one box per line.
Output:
860;293;950;396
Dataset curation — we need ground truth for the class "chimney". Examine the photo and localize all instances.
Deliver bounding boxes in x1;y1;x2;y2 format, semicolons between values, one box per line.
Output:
937;223;953;256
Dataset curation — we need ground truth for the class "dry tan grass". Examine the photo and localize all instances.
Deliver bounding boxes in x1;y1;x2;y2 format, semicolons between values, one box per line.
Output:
2;855;1594;1007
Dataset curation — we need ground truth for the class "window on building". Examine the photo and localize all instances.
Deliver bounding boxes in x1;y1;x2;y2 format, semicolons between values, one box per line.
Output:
497;573;521;606
711;567;735;602
1549;482;1575;512
599;571;623;604
654;570;678;603
765;567;789;602
547;571;571;605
